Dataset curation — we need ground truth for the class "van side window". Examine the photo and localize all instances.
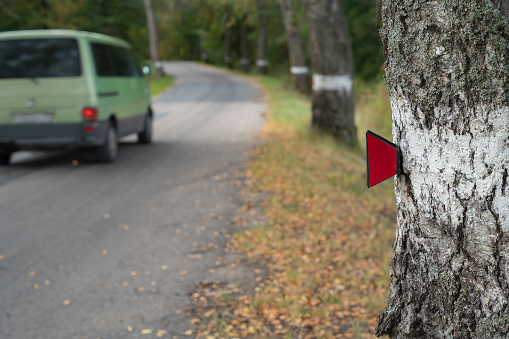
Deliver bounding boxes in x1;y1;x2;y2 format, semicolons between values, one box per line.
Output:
91;43;137;77
91;43;114;76
127;52;142;77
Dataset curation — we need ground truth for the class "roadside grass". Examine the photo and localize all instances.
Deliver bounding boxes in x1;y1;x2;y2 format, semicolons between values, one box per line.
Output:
147;74;173;96
191;74;396;338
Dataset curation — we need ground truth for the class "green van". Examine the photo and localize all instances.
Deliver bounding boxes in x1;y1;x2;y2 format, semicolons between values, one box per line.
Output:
0;29;153;164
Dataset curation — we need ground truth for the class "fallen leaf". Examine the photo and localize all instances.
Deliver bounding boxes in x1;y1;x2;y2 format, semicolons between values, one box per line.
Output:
104;213;110;219
0;255;4;261
44;280;51;285
138;287;145;292
190;318;200;324
180;270;188;276
63;300;70;305
140;329;152;335
127;326;133;332
161;320;168;327
33;283;39;290
71;160;78;166
184;330;193;335
30;272;36;277
161;265;168;270
131;271;137;276
156;330;169;337
101;250;108;255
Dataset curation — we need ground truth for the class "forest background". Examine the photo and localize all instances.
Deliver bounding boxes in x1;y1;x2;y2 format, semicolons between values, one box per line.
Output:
0;0;385;83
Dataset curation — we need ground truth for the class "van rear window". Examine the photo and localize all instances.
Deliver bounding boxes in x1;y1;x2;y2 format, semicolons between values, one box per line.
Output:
0;38;81;78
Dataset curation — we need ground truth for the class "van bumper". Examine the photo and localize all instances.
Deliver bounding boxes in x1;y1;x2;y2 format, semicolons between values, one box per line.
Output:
0;122;109;150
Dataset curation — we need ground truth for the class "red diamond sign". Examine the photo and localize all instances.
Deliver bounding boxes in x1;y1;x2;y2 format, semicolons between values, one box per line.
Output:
366;130;402;188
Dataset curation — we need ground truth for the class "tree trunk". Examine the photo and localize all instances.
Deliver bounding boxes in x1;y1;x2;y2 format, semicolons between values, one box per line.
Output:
225;12;233;69
377;1;509;338
143;0;163;77
256;0;268;75
280;0;309;93
304;0;357;144
240;14;250;73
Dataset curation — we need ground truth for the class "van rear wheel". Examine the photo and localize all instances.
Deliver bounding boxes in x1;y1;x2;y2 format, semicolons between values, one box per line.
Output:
137;114;152;144
96;123;118;163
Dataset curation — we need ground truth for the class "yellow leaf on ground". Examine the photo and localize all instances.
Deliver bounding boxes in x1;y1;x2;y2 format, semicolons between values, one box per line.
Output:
190;318;200;324
63;300;70;305
184;329;193;335
33;283;39;290
140;329;152;334
127;326;133;332
156;330;169;337
180;270;188;276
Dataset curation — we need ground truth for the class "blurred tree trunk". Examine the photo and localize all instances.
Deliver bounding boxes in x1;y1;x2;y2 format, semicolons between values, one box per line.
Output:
376;1;509;338
225;12;233;69
240;14;250;73
256;0;268;75
304;0;356;144
144;0;163;77
280;0;308;93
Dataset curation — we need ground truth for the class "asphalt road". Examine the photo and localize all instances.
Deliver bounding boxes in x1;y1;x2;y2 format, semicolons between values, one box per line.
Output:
0;62;266;339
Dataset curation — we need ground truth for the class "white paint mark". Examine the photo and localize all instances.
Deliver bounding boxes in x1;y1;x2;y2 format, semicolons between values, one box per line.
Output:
435;46;446;55
312;74;352;92
290;66;309;75
256;59;268;67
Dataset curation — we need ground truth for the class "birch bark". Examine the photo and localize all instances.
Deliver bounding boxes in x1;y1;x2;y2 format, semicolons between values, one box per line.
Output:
304;0;357;143
280;0;308;93
377;1;509;338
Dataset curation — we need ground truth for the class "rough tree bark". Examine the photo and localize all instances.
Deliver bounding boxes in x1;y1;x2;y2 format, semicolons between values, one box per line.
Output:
257;0;268;75
280;0;309;93
240;14;250;73
143;0;163;77
304;0;357;144
377;1;509;338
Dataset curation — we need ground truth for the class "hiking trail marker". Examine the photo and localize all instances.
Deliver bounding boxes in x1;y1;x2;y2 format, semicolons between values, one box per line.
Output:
366;130;402;188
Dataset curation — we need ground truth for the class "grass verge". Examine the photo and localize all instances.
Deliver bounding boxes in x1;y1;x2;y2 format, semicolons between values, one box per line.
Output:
147;74;174;96
191;74;396;338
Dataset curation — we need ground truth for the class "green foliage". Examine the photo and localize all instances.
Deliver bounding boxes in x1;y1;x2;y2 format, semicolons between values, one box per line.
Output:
0;0;148;59
343;0;385;81
0;0;385;81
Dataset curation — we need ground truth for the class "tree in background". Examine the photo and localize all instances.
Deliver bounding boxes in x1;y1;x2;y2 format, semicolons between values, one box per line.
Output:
280;0;309;93
377;1;509;337
304;0;357;144
144;0;163;77
256;0;268;75
240;14;250;73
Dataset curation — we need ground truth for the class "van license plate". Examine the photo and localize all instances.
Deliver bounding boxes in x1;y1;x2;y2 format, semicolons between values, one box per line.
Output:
14;113;53;124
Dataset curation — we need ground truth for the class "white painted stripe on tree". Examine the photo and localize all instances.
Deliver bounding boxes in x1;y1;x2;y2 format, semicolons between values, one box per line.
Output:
312;74;352;92
240;58;250;65
290;66;309;75
256;59;268;66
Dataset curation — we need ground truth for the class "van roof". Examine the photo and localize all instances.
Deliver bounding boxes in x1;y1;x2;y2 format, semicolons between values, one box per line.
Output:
0;29;131;48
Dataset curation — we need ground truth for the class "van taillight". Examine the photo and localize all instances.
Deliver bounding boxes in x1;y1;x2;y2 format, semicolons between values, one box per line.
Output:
82;108;98;122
